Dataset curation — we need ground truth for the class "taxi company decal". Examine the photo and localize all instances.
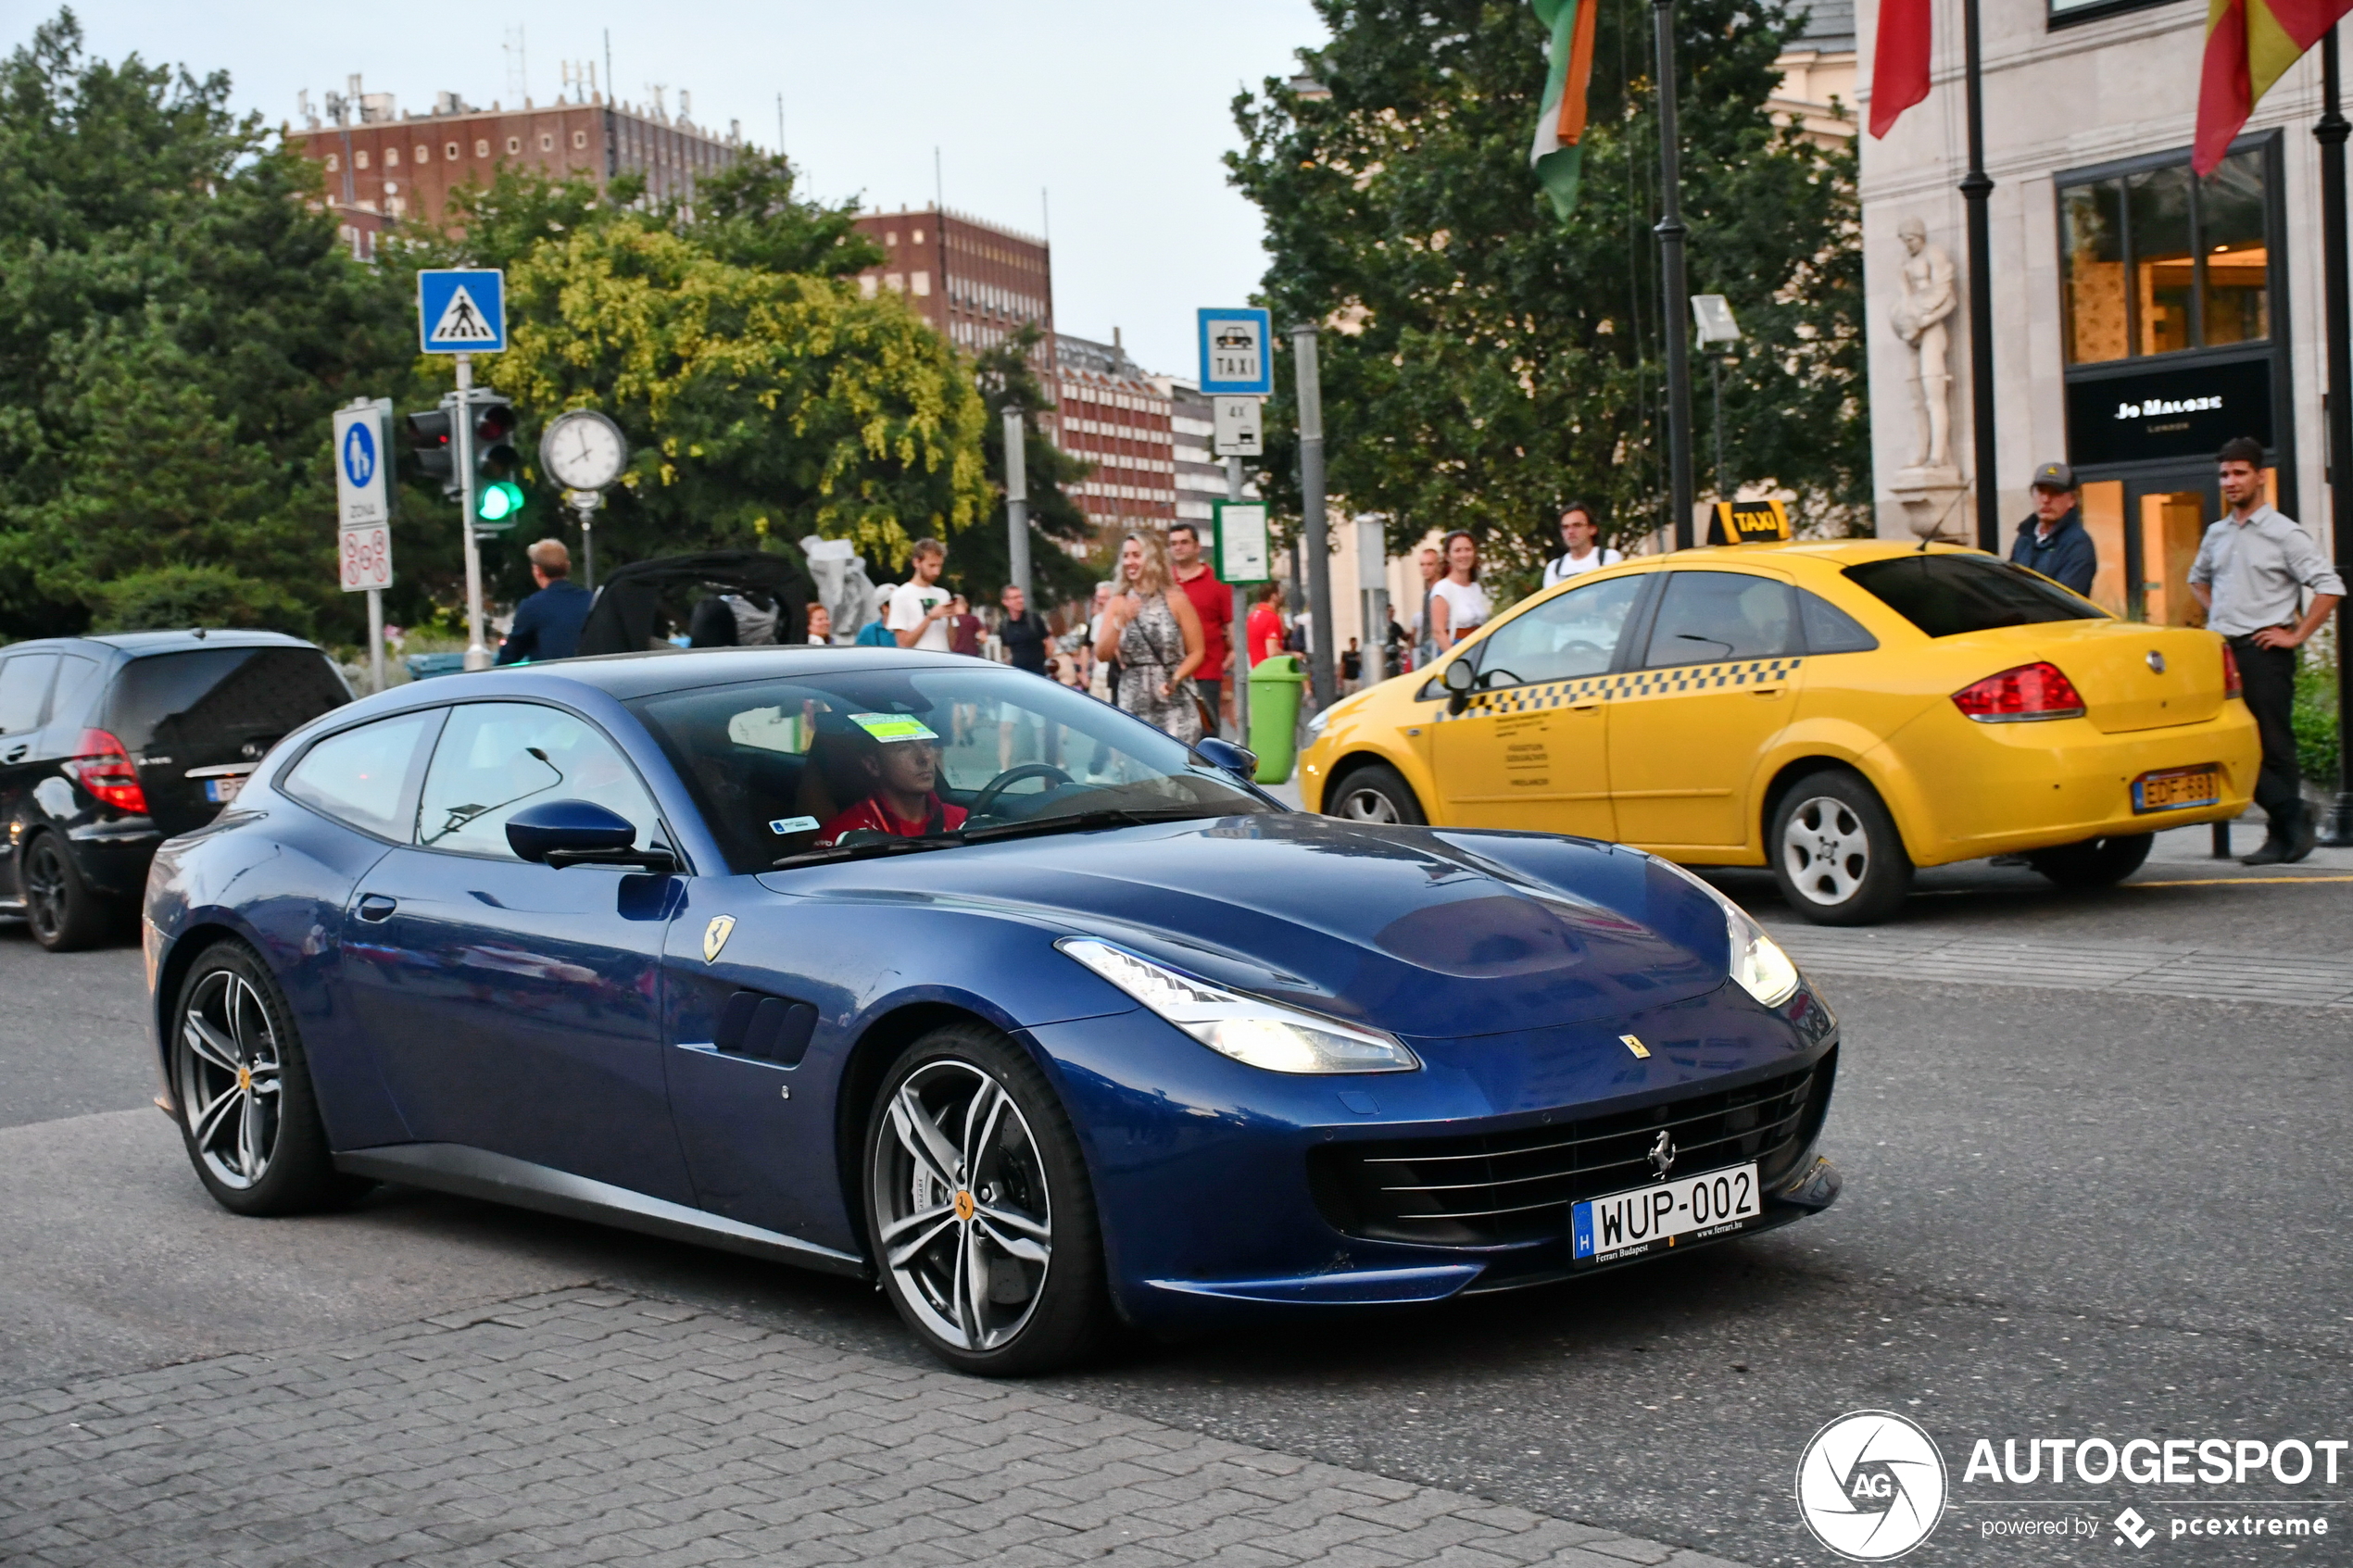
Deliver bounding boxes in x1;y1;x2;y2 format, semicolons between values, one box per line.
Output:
702;915;737;964
1441;659;1805;721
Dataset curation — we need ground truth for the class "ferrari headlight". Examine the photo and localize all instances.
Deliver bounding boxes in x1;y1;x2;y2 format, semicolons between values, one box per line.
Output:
1652;857;1803;1008
1057;937;1419;1073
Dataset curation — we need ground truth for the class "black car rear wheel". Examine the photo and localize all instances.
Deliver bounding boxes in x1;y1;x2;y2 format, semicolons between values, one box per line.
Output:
21;833;114;952
2027;832;2153;888
863;1022;1109;1376
171;941;366;1215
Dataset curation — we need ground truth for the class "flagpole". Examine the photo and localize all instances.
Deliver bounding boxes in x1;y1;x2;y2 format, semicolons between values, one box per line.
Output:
1961;0;1999;552
2317;27;2353;844
1654;0;1697;549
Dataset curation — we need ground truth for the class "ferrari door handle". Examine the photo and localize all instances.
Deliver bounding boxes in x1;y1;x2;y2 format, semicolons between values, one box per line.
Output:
2;745;25;762
356;894;397;922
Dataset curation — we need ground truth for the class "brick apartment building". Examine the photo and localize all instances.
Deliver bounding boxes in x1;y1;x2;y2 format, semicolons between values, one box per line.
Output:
1054;332;1175;537
849;207;1054;369
290;81;745;255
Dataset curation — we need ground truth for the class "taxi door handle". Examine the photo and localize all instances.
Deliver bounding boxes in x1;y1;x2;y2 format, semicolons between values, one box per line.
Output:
1569;701;1601;711
1750;686;1785;697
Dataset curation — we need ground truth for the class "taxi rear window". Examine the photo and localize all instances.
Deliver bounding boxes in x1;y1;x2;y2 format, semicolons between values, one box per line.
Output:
1842;555;2101;638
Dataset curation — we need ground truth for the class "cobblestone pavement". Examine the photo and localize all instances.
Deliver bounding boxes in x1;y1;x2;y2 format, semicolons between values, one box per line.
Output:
1;1287;1748;1568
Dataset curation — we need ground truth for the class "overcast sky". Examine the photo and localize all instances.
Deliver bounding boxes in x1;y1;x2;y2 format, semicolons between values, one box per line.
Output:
47;2;1330;377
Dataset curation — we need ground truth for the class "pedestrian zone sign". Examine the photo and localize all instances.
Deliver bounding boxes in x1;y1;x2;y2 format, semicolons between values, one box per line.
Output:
418;269;506;354
1213;500;1271;585
1198;307;1274;396
332;402;392;529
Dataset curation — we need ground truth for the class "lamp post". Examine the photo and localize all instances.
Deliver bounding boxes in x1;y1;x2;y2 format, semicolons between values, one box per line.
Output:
2318;29;2353;845
1654;0;1697;550
1960;0;2000;551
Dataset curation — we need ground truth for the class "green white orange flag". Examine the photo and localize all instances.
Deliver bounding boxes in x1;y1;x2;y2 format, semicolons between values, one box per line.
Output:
1529;0;1601;216
2196;0;2353;172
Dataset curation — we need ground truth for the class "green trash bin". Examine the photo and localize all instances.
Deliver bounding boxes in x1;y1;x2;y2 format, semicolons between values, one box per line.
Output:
1247;653;1307;784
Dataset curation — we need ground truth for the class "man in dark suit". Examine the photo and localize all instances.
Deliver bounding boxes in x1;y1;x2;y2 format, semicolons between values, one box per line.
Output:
2008;461;2097;596
497;539;592;664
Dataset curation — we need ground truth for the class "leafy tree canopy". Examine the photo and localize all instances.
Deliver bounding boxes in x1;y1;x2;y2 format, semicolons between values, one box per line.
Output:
1228;0;1867;583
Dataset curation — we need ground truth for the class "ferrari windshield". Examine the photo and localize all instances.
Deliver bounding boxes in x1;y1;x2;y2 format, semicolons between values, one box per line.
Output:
627;665;1277;873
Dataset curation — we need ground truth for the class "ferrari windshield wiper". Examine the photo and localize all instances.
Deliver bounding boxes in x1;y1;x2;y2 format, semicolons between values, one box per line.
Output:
957;806;1234;844
771;834;959;869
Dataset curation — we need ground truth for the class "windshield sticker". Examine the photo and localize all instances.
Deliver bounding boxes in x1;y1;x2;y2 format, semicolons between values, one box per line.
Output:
848;712;938;744
768;816;821;834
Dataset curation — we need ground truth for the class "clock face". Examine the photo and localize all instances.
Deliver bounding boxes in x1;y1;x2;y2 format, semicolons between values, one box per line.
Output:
543;411;627;490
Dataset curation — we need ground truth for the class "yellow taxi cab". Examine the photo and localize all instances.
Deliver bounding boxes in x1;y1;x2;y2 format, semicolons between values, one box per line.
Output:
1296;540;2259;923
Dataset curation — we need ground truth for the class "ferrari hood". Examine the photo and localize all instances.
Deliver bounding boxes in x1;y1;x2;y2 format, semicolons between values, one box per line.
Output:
757;814;1737;1038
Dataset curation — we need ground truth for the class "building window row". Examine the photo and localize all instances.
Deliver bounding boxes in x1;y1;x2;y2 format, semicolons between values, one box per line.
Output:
2060;146;2271;365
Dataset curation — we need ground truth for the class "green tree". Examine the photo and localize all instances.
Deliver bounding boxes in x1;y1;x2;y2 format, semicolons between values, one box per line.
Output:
942;323;1098;607
1228;0;1867;583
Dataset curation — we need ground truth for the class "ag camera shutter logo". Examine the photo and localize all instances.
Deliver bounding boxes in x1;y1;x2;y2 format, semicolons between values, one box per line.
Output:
1796;1411;1947;1560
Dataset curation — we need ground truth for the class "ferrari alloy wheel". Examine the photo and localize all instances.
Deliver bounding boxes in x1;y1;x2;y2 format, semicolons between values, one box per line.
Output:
1328;762;1425;825
171;942;361;1215
22;834;111;952
1769;771;1912;926
865;1023;1108;1375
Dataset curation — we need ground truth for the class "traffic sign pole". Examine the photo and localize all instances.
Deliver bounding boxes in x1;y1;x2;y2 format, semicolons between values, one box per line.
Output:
1227;458;1249;746
455;354;490;671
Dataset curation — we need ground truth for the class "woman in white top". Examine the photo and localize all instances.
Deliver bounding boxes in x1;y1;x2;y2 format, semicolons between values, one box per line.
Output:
1541;502;1624;588
1427;530;1492;648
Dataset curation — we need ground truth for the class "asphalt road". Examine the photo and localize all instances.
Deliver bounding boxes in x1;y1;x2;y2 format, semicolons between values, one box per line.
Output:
6;842;2349;1565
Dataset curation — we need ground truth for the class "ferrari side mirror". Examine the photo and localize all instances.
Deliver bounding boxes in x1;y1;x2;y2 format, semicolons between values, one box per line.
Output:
1192;736;1259;780
508;798;678;873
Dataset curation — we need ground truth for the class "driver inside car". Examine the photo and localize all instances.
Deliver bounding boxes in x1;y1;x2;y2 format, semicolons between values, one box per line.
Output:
812;713;970;846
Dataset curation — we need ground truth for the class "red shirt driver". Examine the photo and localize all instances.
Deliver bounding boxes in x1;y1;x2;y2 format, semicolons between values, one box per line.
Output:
814;715;969;846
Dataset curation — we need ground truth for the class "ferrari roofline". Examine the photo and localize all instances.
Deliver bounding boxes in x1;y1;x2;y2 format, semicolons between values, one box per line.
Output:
378;646;1002;706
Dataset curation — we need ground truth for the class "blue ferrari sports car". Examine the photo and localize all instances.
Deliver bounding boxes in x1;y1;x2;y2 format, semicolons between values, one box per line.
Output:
142;647;1842;1374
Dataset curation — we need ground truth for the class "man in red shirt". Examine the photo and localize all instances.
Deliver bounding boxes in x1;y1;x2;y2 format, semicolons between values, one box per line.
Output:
814;719;969;845
1246;582;1286;667
1167;522;1233;733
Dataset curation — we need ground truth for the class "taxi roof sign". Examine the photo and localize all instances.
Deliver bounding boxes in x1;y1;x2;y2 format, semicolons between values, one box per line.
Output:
1708;497;1792;545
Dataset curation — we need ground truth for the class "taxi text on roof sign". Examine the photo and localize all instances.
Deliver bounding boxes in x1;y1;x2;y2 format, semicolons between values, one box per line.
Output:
1709;497;1792;545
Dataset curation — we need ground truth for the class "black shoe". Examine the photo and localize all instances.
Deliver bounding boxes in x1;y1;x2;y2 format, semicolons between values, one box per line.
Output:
2240;838;2292;866
2285;809;2319;864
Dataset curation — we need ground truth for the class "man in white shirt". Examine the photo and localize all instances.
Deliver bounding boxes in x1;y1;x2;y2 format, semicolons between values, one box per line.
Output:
887;538;963;652
1542;502;1622;588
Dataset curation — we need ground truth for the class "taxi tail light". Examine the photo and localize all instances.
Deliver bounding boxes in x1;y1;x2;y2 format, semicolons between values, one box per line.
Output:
63;729;149;813
2222;642;2243;699
1951;662;2086;723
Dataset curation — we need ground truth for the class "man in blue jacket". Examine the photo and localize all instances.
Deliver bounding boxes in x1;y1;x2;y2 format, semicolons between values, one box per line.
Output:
496;539;592;663
2008;461;2097;596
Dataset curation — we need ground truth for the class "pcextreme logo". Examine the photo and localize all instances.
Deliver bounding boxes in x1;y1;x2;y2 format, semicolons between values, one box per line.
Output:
1796;1411;1949;1561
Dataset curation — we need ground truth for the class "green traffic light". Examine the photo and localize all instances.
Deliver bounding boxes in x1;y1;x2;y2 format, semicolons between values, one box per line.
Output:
477;481;525;521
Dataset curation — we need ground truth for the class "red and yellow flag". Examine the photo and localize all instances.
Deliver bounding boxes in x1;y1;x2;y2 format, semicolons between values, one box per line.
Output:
2196;0;2353;172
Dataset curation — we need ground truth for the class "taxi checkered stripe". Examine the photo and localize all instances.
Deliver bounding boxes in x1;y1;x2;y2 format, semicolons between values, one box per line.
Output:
1443;658;1803;720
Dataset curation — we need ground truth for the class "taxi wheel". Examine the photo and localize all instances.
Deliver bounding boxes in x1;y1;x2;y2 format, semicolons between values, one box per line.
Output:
2027;833;2152;889
1768;771;1912;925
1327;763;1425;825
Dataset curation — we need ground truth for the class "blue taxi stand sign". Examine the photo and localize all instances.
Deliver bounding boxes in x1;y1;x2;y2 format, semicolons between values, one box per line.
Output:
1198;307;1274;396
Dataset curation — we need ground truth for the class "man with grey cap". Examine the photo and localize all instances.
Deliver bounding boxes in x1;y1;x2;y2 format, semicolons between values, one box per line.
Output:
2007;460;2097;596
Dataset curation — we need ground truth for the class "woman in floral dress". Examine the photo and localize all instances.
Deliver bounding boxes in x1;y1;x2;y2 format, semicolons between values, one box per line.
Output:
1092;531;1206;745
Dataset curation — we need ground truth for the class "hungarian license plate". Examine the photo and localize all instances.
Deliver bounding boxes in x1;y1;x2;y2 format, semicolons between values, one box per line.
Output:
2132;765;2220;813
204;776;244;805
1572;1162;1760;1265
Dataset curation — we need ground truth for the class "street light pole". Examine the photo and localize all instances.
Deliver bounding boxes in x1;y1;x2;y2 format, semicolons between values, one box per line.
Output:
454;353;491;671
1002;406;1032;600
1291;323;1337;714
1653;0;1697;549
1961;0;2000;552
2316;28;2353;844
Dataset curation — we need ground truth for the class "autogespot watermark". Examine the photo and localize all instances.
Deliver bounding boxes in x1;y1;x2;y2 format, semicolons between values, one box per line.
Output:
1798;1414;2344;1556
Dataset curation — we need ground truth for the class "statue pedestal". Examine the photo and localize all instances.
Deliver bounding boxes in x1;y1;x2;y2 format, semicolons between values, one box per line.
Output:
1888;467;1969;542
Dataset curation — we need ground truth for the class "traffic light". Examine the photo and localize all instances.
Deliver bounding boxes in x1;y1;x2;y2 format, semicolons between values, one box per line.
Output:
405;402;459;497
472;394;525;527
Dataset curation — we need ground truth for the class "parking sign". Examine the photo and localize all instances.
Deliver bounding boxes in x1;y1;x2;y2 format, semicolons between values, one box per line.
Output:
1198;308;1274;395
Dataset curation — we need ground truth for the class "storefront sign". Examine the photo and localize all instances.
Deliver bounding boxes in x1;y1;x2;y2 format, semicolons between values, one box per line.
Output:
2065;357;2272;468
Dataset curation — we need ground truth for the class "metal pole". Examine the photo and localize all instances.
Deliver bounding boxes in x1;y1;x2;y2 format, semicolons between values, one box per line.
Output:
1654;0;1697;550
2320;29;2353;845
1003;406;1032;598
366;587;385;694
1228;456;1250;746
1961;0;1999;552
578;502;597;592
455;354;491;671
1291;324;1337;713
1711;357;1728;500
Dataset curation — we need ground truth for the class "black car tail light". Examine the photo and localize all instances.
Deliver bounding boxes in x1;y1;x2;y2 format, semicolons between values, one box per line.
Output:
63;729;148;814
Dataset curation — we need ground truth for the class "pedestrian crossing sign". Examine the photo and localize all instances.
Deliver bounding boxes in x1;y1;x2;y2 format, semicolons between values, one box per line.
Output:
417;270;506;354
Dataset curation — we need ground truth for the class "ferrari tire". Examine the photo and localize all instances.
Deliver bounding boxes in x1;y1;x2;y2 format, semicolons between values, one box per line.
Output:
2027;832;2153;889
1327;762;1426;825
22;832;116;952
1768;770;1913;926
863;1022;1109;1376
170;940;367;1216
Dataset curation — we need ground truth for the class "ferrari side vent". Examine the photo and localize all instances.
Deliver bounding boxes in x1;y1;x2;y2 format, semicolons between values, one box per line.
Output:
714;989;819;1067
1308;1053;1833;1248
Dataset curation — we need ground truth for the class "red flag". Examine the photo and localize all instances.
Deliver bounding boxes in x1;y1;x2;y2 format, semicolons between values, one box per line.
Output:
2196;0;2353;173
1870;0;1932;139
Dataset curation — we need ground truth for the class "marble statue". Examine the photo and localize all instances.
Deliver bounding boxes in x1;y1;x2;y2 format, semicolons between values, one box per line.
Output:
1890;217;1957;476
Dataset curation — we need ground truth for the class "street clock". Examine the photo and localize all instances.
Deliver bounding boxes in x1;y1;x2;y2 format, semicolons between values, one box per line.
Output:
538;408;629;492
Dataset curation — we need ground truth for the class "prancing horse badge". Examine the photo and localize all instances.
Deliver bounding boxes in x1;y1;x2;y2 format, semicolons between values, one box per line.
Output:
702;915;736;964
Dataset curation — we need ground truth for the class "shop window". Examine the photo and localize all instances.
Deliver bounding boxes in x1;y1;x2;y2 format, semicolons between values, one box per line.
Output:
2058;145;2272;365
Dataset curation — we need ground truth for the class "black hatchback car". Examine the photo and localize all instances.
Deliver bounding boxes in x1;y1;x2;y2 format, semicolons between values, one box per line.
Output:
0;632;351;950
